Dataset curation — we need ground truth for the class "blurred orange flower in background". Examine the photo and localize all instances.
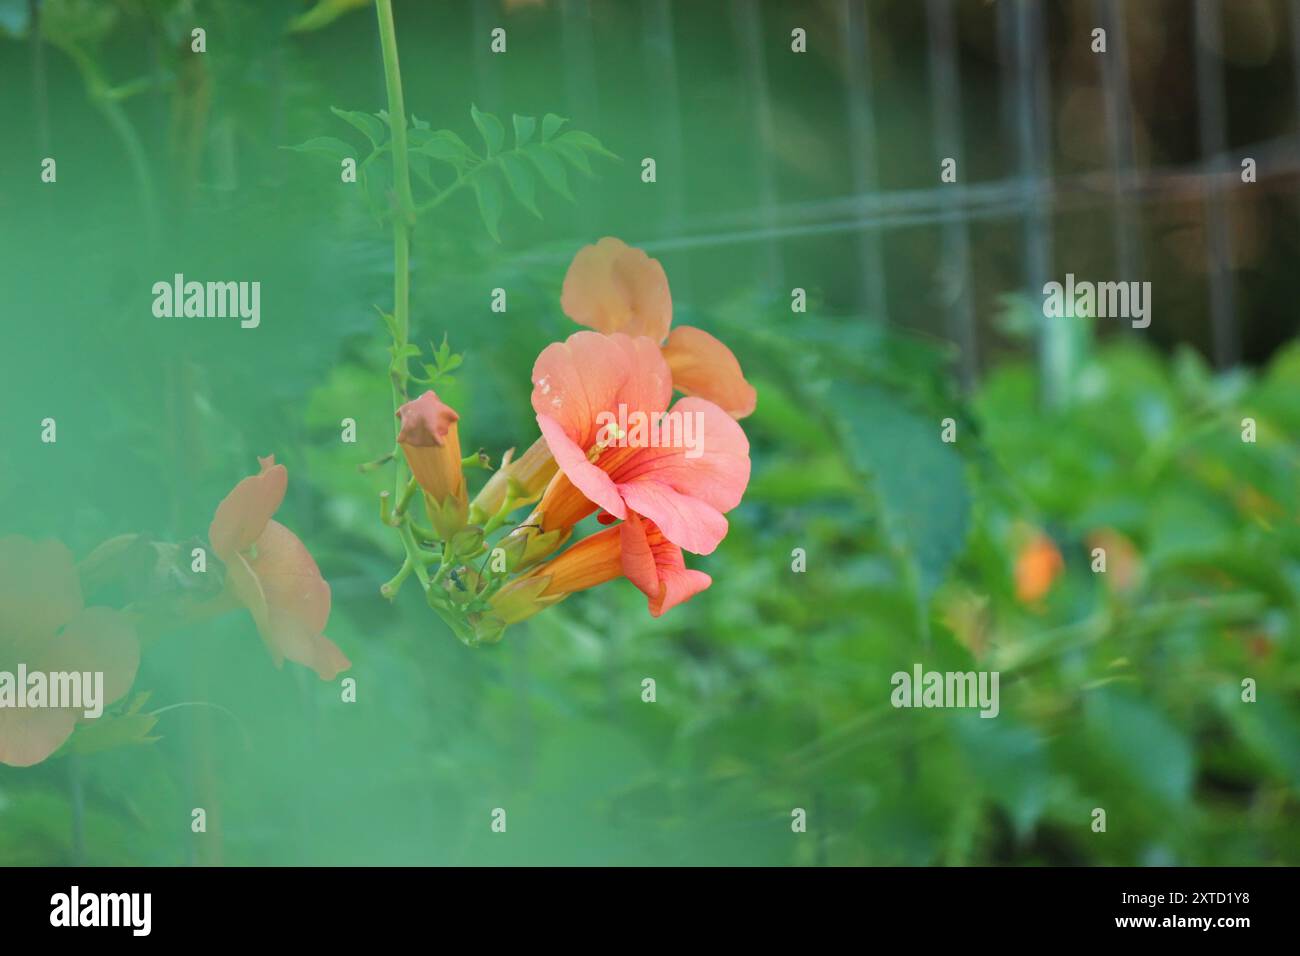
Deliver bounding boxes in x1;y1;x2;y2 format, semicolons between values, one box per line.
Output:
0;536;140;767
1014;528;1064;605
1085;528;1143;595
209;457;349;680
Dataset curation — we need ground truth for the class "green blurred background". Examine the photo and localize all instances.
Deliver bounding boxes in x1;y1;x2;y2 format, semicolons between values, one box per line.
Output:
1;0;1299;865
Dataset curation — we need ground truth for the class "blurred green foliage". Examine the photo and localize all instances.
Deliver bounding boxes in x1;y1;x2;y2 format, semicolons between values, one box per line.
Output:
0;0;1297;866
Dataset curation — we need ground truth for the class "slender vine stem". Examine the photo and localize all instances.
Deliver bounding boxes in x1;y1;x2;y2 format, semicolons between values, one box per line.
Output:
372;0;428;605
375;0;415;506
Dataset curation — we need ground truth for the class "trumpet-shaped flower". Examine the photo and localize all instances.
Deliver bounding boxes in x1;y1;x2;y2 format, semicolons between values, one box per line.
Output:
469;237;756;524
530;331;749;556
396;390;469;540
488;511;711;627
209;456;349;680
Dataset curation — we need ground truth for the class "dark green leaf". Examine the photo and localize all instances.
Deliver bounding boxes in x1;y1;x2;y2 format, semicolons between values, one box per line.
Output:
282;136;354;163
470;104;505;157
330;106;387;148
512;114;537;147
828;382;971;607
548;139;592;177
498;153;540;218
473;169;504;241
410;129;477;169
558;129;618;160
541;112;568;141
524;143;572;199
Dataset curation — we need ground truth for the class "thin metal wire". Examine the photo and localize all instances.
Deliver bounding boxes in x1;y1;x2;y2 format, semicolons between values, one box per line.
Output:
642;0;694;303
471;0;502;110
730;0;785;293
1010;0;1057;404
841;0;888;322
561;0;600;236
926;0;978;390
1096;0;1144;294
1193;0;1239;367
508;141;1296;265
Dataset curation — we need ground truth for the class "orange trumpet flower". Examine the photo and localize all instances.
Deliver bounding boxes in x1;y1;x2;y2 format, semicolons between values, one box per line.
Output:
209;456;350;680
527;330;750;556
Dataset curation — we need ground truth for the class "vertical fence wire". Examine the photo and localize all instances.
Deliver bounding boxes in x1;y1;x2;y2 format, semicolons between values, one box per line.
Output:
1293;1;1300;150
642;0;694;303
1096;0;1144;304
561;0;601;237
1284;1;1294;217
1193;0;1239;367
1008;0;1058;405
730;0;785;294
471;0;502;110
841;0;888;322
925;0;978;390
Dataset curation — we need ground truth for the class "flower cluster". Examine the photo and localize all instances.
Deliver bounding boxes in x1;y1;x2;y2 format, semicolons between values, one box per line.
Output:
394;237;755;644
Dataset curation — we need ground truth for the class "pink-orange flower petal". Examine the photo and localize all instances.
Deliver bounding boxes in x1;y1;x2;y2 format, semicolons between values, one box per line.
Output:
0;707;80;768
45;606;141;706
0;536;82;652
246;521;348;681
210;460;349;681
661;325;758;419
560;237;673;342
209;456;287;559
619;512;711;616
0;536;140;767
532;332;749;555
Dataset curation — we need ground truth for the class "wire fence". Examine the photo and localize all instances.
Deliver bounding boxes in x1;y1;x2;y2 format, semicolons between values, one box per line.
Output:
508;0;1300;388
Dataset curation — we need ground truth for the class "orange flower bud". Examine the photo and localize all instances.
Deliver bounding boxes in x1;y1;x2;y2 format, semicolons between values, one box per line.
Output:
488;525;623;626
396;390;468;541
469;436;558;521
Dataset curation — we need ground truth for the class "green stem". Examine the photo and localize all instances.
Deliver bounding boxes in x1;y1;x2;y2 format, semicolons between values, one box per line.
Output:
398;522;431;592
394;473;419;518
481;492;521;536
375;0;415;504
54;41;158;244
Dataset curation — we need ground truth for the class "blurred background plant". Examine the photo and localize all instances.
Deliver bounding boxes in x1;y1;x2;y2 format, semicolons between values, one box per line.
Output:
0;0;1297;865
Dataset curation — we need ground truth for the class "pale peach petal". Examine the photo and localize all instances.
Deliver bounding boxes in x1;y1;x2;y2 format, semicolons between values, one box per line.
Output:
661;325;757;419
43;607;140;706
248;521;343;678
302;634;351;682
0;536;82;650
0;707;79;768
225;552;280;666
560;237;672;341
209;458;287;559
